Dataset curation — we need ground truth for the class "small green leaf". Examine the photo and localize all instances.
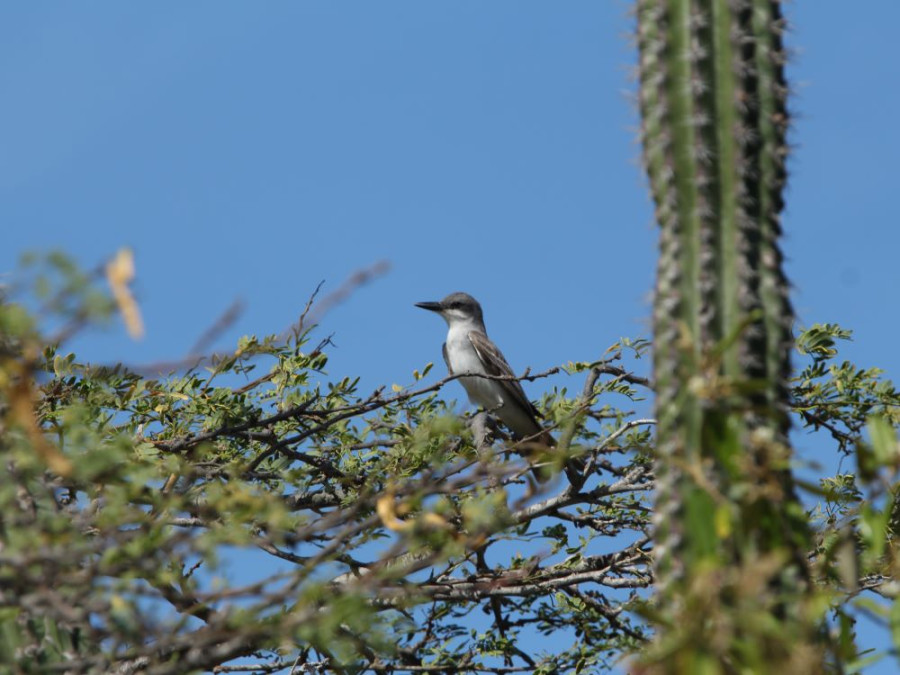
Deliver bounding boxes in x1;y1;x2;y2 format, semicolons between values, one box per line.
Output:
868;415;898;466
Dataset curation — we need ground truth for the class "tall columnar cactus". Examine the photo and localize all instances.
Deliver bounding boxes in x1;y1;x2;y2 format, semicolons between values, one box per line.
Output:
638;0;818;668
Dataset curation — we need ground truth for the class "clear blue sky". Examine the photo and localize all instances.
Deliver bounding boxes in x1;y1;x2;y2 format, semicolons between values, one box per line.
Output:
2;2;898;671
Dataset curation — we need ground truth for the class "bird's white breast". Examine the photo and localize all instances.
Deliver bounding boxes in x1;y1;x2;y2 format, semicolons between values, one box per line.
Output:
445;325;502;410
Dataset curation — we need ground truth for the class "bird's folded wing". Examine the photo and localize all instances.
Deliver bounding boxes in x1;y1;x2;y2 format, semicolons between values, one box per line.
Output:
467;330;541;419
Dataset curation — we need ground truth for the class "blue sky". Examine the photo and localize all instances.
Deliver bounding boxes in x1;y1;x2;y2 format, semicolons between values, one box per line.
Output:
3;2;899;671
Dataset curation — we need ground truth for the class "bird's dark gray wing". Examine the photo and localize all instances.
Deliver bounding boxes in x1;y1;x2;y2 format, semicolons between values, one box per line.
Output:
467;330;541;419
469;330;561;483
442;342;453;375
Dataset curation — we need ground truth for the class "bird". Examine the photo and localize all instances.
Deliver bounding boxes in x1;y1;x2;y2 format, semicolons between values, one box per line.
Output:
415;292;558;481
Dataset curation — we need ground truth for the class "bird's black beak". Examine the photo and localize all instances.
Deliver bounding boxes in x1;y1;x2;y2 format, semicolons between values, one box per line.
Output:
415;301;443;313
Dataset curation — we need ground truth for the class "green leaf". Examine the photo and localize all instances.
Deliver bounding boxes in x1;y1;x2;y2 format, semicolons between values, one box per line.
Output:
868;415;898;466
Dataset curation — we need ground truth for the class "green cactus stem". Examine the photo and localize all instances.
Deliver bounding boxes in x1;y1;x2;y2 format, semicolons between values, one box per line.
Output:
637;0;819;668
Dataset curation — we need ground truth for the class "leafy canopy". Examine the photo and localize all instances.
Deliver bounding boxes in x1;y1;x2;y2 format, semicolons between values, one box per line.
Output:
0;253;898;673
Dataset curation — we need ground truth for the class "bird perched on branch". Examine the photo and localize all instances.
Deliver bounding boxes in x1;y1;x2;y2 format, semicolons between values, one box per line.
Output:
415;292;558;482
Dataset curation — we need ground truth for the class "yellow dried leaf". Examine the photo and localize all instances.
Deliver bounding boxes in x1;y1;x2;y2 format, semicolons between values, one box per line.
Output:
376;493;411;532
106;247;144;340
9;377;73;477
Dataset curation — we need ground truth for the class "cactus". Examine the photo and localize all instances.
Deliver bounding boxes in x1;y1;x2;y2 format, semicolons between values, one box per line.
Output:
638;0;819;669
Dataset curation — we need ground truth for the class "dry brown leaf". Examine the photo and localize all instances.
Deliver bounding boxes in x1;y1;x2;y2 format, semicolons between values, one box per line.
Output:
106;247;144;340
9;374;73;477
376;493;412;532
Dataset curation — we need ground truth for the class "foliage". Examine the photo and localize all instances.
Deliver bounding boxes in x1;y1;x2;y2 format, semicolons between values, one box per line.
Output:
796;324;900;672
1;253;655;674
3;252;900;674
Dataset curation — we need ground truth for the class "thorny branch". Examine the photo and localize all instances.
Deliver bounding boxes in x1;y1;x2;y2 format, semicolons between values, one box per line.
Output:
124;260;390;376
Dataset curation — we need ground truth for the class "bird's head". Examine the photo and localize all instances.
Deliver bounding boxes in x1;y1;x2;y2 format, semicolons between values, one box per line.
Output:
415;292;484;327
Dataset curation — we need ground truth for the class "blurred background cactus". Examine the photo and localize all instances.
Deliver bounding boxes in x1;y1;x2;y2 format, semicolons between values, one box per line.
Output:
638;0;823;670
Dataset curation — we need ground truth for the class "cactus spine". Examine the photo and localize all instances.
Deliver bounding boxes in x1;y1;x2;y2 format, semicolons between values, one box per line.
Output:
638;0;818;668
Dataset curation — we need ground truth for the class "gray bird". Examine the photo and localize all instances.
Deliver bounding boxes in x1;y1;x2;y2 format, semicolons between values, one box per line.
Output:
415;292;557;481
